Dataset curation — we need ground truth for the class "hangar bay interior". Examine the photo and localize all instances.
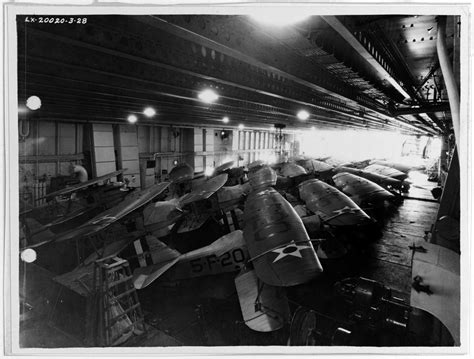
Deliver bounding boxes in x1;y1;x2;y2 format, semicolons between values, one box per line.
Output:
14;12;462;348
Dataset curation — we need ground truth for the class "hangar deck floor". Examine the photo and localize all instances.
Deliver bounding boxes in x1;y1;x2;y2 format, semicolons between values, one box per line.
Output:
19;171;440;348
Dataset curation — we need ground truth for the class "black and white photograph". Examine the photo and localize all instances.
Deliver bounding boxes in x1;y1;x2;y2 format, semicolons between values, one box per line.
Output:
2;2;472;356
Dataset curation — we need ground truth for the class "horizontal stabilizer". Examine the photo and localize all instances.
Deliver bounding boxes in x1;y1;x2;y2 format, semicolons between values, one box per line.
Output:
133;256;180;290
180;230;245;260
131;236;182;289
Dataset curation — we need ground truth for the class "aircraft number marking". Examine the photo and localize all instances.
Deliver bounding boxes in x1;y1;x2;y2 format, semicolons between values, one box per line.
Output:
190;248;247;274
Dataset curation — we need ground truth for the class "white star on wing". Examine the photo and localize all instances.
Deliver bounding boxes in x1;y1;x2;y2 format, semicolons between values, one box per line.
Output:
332;206;358;216
272;243;313;263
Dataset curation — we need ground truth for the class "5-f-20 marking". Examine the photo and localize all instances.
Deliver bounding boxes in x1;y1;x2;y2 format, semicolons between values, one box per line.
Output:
189;248;247;274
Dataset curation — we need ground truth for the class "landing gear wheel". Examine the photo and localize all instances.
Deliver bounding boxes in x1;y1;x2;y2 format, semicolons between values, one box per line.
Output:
289;307;319;345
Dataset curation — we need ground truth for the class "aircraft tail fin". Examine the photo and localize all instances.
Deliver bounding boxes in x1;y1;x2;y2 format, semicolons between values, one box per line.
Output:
132;235;181;289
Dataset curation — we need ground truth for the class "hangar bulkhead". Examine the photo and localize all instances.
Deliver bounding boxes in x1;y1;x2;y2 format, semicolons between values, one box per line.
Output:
16;13;461;348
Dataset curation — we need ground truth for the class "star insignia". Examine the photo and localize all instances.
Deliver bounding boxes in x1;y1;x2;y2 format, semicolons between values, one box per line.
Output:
332;206;359;216
272;243;312;263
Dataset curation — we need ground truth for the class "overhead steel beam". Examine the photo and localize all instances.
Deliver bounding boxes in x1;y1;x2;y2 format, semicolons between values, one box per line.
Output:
415;61;441;93
321;16;411;100
19;18;435;135
19;32;417;134
391;102;450;116
139;16;395;115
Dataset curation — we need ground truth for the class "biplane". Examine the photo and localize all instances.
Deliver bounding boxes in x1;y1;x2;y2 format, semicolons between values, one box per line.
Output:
363;164;409;181
143;173;230;239
21;181;171;251
333;166;410;194
127;181;326;333
370;159;415;173
332;172;395;206
298;179;371;227
295;158;335;179
278;162;308;178
20;169;129;247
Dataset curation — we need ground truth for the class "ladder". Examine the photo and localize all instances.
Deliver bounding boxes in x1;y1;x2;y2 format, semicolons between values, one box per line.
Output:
92;256;146;346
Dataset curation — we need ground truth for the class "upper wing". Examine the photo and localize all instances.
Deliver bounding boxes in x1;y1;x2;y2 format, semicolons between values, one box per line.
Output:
214;161;235;174
298;178;370;226
42;169;126;200
24;182;170;249
244;188;323;287
179;173;228;206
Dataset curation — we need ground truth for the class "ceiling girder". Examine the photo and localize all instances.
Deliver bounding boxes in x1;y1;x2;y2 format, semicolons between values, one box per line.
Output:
18;16;442;135
20;25;425;134
391;102;450;116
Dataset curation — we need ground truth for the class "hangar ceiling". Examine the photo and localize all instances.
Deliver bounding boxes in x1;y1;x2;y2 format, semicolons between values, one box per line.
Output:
17;14;459;135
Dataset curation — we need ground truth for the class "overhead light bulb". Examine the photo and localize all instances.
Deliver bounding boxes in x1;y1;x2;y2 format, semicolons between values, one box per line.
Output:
143;107;156;117
127;114;138;124
222;116;229;123
198;89;219;104
238;124;245;130
297;110;310;120
26;96;41;111
20;248;37;263
251;10;310;27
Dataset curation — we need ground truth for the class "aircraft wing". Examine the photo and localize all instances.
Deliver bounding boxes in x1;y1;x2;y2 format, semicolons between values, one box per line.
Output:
42;182;170;245
244;188;323;287
298;179;370;226
214;161;235;174
333;172;394;204
216;184;247;211
410;241;460;345
53;237;134;296
169;163;194;183
41;169;126;200
179;173;228;206
235;269;290;332
143;198;183;234
364;164;408;181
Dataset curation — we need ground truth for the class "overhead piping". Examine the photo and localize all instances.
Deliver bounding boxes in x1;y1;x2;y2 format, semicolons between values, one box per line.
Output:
436;16;460;154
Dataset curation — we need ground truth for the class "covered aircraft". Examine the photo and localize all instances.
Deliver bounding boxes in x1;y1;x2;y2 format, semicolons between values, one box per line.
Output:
278;163;308;178
298;179;371;227
22;181;171;250
332;172;395;205
20;169;129;245
142;173;229;237
370;160;414;173
243;187;323;287
363;164;409;181
333;166;409;193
